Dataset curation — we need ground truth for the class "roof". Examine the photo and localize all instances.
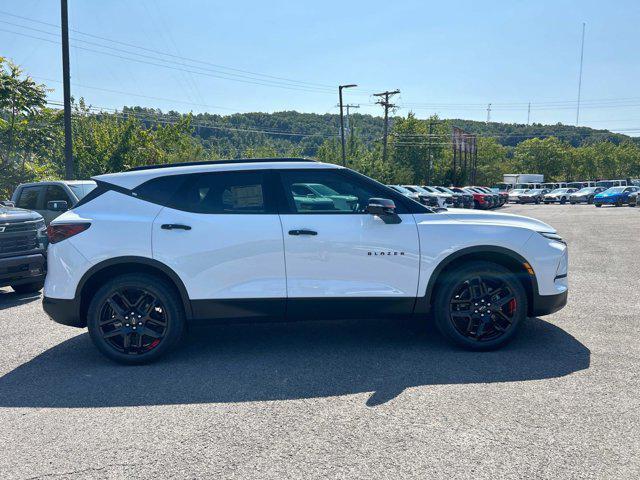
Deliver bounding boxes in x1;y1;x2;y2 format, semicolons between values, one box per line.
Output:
17;180;96;188
93;158;342;191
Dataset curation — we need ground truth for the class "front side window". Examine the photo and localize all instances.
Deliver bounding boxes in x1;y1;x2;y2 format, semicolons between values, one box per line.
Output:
280;170;405;214
45;185;71;206
17;186;43;210
172;171;268;214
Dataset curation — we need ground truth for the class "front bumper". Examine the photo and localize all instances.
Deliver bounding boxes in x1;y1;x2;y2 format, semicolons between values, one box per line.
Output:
0;253;46;288
42;296;84;327
531;289;568;316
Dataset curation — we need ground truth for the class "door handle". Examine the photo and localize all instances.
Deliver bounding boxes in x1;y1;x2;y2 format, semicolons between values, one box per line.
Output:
288;229;317;236
161;224;191;230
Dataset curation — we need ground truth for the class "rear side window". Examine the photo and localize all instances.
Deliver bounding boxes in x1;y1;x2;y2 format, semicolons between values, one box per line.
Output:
170;171;271;214
17;186;43;209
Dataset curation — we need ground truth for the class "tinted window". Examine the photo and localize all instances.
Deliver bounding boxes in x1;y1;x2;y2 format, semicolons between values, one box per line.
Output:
281;170;404;214
17;186;43;209
134;175;188;206
45;185;71;206
172;171;268;214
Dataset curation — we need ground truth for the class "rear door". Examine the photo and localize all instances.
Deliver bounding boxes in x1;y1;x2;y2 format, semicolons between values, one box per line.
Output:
277;168;421;319
151;170;286;320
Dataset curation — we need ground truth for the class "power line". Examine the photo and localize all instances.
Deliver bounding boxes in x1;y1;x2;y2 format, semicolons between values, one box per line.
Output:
0;10;337;90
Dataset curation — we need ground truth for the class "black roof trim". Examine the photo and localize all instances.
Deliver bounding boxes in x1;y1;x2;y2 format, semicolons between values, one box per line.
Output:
126;157;317;172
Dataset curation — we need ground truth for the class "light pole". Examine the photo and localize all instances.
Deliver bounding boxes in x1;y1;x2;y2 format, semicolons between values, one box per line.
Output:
339;84;357;166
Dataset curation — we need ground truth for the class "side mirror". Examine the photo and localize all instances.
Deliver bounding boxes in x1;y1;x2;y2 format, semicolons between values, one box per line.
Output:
366;198;396;216
47;200;68;212
1;200;15;207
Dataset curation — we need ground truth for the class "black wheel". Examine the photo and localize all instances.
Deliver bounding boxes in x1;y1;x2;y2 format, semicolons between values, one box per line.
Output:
432;261;527;350
615;198;622;207
544;201;550;205
535;198;540;204
560;197;567;204
87;273;185;364
587;196;593;204
11;281;44;294
595;203;602;207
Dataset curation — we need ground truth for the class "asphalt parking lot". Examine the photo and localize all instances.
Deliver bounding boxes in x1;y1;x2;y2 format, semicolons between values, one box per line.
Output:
0;204;638;479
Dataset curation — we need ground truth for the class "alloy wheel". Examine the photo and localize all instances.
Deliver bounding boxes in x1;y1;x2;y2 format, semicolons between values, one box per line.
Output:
448;276;518;342
98;287;169;355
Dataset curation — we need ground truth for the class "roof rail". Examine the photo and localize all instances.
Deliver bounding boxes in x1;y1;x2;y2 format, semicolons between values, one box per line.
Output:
126;157;316;172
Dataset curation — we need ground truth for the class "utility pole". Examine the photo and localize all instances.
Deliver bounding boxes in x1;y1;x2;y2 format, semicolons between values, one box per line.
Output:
344;104;359;135
373;89;400;162
61;0;73;179
486;103;492;123
338;84;357;166
576;22;586;126
427;119;433;184
527;102;531;125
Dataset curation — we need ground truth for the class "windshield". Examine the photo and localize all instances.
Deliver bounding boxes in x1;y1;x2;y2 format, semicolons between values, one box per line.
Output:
390;185;412;194
436;186;455;194
527;189;543;194
605;186;625;193
510;189;527;194
551;188;569;194
577;187;596;193
68;182;97;200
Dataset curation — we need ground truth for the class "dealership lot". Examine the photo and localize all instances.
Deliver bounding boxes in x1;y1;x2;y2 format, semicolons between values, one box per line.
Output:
0;204;638;479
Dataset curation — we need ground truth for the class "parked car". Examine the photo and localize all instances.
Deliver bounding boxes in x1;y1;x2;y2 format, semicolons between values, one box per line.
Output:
11;180;97;224
543;188;578;204
0;204;48;294
433;186;473;208
467;187;499;208
593;186;640;207
452;187;493;210
516;188;550;204
569;187;605;204
409;186;453;208
388;185;439;208
627;190;639;207
508;189;529;203
472;187;502;207
42;158;568;364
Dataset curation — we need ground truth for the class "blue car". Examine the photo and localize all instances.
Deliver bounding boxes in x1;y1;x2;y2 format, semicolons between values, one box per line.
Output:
593;186;640;207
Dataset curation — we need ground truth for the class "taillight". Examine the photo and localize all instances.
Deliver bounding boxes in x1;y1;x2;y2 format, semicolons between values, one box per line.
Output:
47;223;91;244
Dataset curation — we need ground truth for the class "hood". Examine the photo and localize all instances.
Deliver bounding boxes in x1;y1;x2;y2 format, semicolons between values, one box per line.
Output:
441;209;555;233
0;206;43;223
595;191;620;198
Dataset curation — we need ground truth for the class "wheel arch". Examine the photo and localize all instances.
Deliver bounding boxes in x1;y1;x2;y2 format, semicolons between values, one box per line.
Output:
76;256;192;325
417;246;538;317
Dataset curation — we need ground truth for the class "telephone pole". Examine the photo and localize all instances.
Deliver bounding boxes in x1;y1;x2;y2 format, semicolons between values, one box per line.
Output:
486;103;492;123
61;0;73;179
576;22;586;126
338;84;357;166
527;102;531;125
344;104;359;135
373;89;400;161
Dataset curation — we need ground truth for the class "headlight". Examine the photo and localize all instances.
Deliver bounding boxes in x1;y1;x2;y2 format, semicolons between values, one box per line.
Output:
540;232;566;245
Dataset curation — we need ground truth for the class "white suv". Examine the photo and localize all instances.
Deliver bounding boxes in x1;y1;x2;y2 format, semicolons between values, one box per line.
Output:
43;159;568;364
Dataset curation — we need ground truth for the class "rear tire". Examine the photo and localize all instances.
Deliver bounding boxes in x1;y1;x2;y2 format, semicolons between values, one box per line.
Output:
560;197;567;204
87;273;185;364
432;261;527;351
595;203;602;207
11;281;44;294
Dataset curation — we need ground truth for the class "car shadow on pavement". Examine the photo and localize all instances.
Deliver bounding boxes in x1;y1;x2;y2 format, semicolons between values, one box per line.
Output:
0;317;589;408
0;289;41;311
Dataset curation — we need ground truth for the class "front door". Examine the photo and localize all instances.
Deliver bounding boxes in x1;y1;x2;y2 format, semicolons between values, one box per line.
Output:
152;170;286;320
277;169;421;319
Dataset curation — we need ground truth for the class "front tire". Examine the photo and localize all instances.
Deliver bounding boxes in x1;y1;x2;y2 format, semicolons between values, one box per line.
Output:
87;273;185;364
432;261;527;351
11;281;44;294
560;197;567;204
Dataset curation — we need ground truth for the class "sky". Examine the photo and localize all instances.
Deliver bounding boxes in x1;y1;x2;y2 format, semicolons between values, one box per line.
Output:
1;0;639;135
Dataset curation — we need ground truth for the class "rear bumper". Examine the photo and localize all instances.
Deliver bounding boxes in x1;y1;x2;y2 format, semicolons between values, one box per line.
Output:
0;253;46;288
531;289;568;316
42;296;84;328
